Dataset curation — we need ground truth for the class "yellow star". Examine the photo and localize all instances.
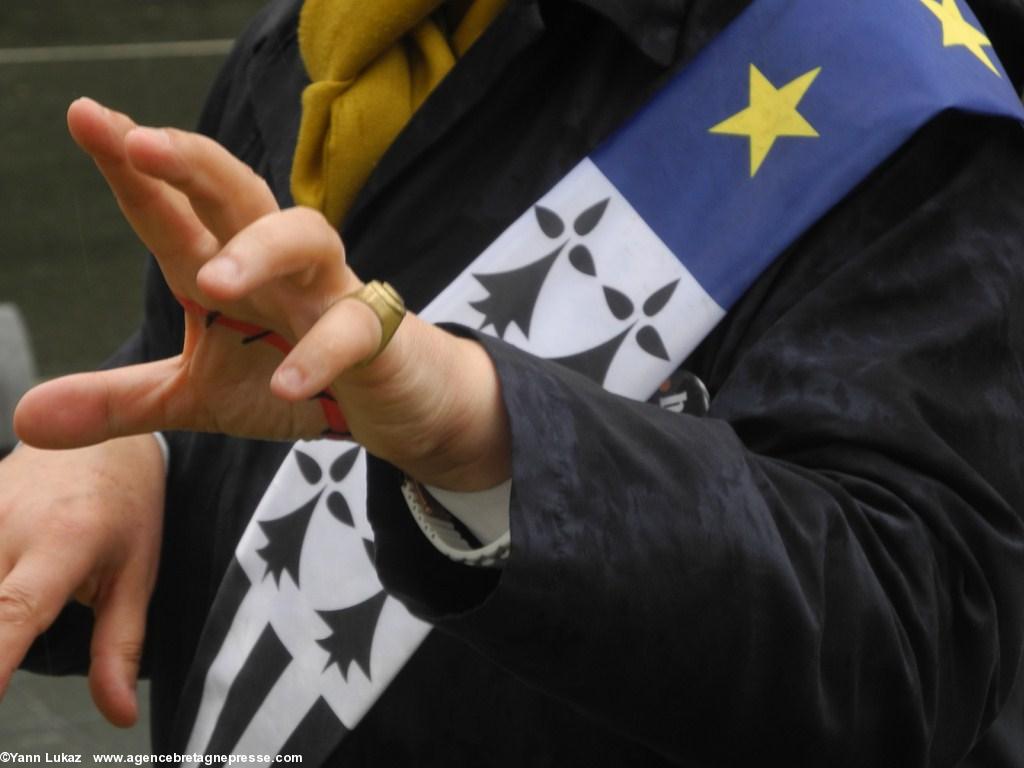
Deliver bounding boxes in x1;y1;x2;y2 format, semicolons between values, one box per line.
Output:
709;64;821;177
920;0;999;76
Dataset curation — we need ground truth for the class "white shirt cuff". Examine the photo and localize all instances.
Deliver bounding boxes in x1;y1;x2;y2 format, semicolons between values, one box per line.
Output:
152;431;171;471
423;480;511;545
402;478;512;568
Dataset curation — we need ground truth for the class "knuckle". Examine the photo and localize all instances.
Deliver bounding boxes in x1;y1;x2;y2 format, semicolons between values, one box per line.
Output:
290;205;335;235
41;508;97;542
185;228;220;261
283;207;346;265
286;204;326;230
163;127;191;151
251;171;274;201
104;638;144;667
162;129;200;185
0;582;42;628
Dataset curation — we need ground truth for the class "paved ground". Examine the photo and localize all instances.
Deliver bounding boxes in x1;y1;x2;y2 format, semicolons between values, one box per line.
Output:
0;0;264;758
2;673;151;757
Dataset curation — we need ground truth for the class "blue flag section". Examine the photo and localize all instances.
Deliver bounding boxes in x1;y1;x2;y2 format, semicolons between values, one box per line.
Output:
593;0;1024;309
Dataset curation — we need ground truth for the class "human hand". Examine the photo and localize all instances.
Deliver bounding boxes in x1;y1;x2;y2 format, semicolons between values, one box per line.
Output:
15;99;509;490
0;436;164;727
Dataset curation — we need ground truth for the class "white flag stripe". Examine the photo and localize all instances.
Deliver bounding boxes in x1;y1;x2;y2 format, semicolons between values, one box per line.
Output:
233;663;321;757
187;585;275;754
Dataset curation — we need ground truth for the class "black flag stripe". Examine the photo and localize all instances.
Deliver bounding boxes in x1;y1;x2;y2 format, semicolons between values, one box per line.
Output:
205;623;292;755
170;558;252;750
278;697;349;764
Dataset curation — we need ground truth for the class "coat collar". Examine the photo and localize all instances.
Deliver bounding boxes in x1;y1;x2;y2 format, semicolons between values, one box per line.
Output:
550;0;750;67
551;0;686;66
570;0;1024;84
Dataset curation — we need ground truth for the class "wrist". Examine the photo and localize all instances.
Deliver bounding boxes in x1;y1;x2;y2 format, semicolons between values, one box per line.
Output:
335;318;511;491
420;335;511;491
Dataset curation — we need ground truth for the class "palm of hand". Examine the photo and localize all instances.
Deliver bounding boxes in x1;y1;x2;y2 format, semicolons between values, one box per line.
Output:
165;313;333;440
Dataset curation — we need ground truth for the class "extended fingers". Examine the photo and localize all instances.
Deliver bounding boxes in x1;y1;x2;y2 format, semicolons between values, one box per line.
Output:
13;358;188;449
0;551;96;699
88;572;152;727
67;98;215;264
125;125;279;243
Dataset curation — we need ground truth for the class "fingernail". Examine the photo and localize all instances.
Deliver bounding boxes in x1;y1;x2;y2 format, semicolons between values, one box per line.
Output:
274;366;305;394
202;258;241;284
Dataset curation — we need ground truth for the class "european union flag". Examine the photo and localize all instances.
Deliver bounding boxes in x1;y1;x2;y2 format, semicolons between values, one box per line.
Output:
431;0;1024;401
593;0;1024;309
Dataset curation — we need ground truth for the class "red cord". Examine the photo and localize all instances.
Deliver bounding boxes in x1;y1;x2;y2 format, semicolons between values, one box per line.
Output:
176;296;349;438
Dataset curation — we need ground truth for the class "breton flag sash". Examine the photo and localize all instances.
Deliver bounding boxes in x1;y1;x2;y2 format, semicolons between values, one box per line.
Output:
178;0;1024;761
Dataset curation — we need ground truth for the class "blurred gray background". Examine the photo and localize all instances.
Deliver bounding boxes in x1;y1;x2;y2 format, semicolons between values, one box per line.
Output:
1;0;265;757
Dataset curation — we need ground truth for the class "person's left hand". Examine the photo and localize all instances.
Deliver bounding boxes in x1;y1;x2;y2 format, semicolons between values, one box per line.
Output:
15;98;510;491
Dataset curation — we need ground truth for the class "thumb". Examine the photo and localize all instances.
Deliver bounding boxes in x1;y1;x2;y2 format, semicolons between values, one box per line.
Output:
88;575;150;728
13;357;184;449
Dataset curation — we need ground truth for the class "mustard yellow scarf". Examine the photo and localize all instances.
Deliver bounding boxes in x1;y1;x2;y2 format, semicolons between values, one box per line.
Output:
291;0;506;227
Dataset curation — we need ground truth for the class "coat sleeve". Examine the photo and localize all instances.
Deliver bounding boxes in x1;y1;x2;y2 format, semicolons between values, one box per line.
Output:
366;111;1024;766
